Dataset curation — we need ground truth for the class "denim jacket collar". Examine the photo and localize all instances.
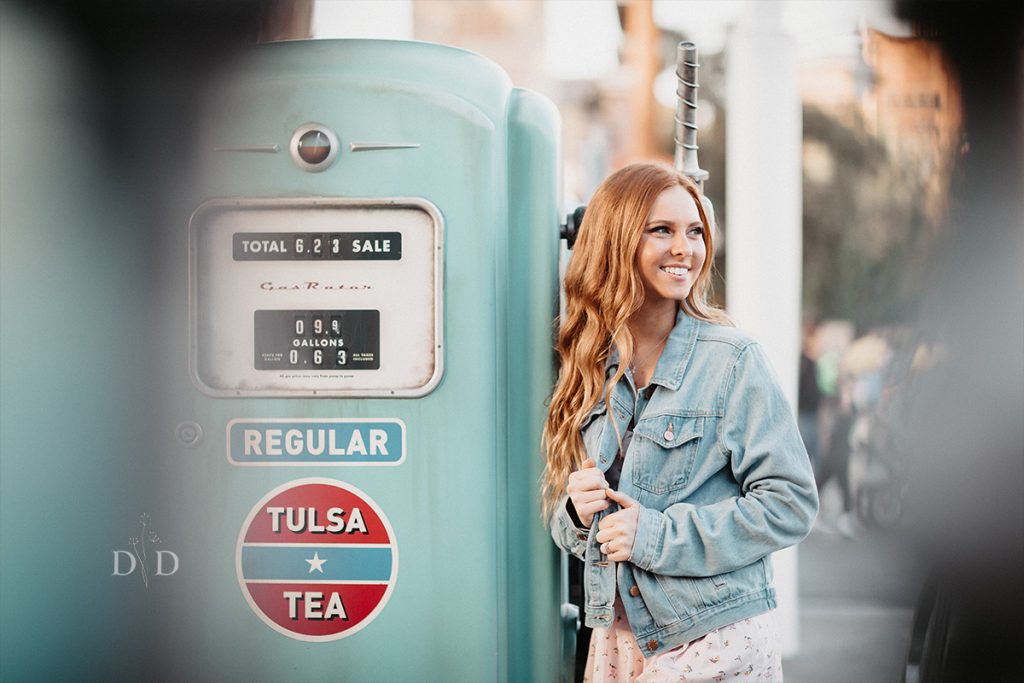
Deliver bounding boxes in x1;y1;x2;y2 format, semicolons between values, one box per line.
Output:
606;309;701;392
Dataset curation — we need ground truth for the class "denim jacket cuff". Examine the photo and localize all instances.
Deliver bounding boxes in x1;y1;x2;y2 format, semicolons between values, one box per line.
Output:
552;496;590;559
632;505;666;571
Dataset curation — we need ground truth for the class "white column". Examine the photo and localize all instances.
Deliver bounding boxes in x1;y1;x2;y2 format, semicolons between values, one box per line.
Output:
725;0;803;656
312;0;413;40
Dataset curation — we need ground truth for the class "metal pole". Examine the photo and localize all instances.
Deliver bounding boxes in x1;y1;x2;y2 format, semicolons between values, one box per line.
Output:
674;40;718;235
674;41;709;190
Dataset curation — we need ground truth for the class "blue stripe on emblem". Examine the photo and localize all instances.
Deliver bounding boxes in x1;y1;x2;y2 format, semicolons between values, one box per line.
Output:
241;545;393;582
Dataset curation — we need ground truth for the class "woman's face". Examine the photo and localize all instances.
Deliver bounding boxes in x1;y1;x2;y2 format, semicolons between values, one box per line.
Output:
634;185;706;307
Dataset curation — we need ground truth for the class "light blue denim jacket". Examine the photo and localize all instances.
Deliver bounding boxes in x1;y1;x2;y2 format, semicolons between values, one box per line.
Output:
551;311;818;657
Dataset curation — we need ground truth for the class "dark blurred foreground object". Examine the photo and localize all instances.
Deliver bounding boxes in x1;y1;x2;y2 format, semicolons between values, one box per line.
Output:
892;2;1023;682
24;0;292;172
1;1;282;679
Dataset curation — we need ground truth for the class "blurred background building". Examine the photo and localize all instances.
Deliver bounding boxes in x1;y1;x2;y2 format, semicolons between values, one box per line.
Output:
296;0;960;330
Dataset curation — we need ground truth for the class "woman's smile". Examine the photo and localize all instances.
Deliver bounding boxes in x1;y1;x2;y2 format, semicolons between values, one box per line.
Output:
660;265;690;278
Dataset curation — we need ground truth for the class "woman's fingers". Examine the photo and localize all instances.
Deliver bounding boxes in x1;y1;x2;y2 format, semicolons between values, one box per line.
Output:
567;468;608;494
605;546;630;562
596;532;630;561
575;498;609;516
568;480;609;528
567;459;611;528
603;488;637;508
572;498;607;529
595;494;641;562
571;488;608;505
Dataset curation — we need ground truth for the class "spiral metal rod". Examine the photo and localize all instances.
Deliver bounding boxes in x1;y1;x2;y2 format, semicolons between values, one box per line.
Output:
674;42;708;187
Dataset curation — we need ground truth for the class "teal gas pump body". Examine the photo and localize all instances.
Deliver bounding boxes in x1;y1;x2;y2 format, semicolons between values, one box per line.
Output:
169;39;563;681
1;38;563;682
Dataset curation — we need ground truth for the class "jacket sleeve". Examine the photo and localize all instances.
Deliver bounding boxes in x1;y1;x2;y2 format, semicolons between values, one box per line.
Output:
550;495;591;560
630;342;819;577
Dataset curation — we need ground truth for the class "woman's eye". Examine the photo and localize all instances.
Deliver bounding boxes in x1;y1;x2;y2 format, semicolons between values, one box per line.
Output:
650;225;671;234
688;226;705;236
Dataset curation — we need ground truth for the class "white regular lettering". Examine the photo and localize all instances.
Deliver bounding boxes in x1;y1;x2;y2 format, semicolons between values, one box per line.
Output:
243;428;389;457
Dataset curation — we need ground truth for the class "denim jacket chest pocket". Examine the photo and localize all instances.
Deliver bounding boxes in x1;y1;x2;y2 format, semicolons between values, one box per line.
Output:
630;414;704;494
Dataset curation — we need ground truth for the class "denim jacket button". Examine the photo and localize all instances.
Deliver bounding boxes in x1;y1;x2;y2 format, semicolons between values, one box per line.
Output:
646;639;659;652
629;586;641;597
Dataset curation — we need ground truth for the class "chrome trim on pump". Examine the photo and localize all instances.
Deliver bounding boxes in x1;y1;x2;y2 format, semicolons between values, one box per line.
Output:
214;144;280;153
349;142;422;152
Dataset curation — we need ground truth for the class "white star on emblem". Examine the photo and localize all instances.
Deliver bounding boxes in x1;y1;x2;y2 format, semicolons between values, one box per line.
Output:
305;552;327;573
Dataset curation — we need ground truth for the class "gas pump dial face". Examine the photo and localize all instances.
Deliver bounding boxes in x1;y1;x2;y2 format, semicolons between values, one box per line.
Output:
296;130;331;165
290;123;339;172
189;198;443;397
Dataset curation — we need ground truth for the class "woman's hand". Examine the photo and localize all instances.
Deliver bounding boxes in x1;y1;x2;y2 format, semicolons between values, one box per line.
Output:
596;489;640;562
566;458;610;528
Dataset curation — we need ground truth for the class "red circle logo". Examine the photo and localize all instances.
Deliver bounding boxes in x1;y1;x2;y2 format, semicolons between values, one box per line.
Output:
236;478;398;641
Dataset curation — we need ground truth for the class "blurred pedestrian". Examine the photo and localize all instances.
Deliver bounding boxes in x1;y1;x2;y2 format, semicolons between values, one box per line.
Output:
798;321;823;477
817;329;889;538
816;377;857;537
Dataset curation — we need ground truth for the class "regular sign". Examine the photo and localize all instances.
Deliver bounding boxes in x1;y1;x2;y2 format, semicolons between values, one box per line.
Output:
227;418;406;466
236;479;398;641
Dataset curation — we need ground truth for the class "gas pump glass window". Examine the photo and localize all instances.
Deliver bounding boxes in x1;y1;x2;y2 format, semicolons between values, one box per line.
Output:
189;198;443;397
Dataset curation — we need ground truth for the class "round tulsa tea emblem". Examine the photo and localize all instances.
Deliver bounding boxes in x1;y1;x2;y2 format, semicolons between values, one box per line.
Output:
236;478;398;641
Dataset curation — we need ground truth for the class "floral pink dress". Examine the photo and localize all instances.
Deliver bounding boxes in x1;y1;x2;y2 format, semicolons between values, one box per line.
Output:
583;596;782;682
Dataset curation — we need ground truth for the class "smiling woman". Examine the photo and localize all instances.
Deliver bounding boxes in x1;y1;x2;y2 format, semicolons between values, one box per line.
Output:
543;162;818;681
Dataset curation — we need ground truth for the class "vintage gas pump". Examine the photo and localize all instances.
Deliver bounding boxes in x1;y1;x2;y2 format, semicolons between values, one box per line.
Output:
155;39;562;681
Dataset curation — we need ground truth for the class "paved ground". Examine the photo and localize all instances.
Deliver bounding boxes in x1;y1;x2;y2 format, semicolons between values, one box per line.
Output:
783;493;928;683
